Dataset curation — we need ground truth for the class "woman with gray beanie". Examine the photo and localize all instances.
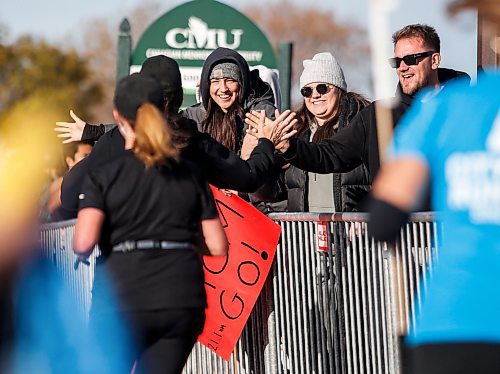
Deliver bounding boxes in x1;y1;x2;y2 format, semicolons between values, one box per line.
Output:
252;52;371;212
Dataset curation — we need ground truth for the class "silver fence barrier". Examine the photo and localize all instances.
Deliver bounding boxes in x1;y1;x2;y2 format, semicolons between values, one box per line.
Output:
40;212;439;373
40;219;98;321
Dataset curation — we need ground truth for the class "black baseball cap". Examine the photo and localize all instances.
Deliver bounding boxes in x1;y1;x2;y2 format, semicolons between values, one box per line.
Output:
140;55;182;94
113;73;164;121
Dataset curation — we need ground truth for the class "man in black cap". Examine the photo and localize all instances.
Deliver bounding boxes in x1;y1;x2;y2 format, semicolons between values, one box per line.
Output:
81;55;184;141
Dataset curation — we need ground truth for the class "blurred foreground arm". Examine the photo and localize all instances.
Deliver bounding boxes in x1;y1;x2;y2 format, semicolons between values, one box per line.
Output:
368;158;428;242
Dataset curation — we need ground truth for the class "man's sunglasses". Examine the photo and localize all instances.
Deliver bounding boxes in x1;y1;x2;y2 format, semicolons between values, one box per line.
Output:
388;51;435;68
300;83;332;98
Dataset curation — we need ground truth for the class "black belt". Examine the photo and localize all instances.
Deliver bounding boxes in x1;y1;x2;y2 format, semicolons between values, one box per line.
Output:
112;240;195;253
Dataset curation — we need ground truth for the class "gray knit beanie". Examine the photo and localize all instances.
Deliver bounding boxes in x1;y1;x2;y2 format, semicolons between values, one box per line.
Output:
209;62;242;84
299;52;347;91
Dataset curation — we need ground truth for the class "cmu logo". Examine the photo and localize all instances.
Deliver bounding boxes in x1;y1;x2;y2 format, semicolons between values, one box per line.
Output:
165;17;244;49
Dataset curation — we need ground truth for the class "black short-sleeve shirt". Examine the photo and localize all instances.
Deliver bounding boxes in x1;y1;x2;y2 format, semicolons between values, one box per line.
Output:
79;151;217;311
80;151;216;246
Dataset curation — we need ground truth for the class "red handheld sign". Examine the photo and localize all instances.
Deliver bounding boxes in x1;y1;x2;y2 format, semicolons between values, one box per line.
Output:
198;187;281;360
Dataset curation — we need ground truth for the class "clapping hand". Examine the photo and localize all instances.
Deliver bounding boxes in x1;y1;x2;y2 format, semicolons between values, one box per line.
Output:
244;109;298;153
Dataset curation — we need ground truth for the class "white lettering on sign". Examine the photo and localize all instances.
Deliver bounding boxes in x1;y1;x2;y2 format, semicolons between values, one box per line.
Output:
165;17;244;50
145;48;263;63
179;67;202;89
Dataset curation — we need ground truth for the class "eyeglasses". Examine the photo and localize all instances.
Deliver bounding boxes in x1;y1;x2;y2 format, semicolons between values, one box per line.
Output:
300;83;332;98
388;51;435;68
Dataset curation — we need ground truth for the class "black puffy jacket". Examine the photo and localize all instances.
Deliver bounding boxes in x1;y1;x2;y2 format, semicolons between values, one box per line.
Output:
270;92;371;212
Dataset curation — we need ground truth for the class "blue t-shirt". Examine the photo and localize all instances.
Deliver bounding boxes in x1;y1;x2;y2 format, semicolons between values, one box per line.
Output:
6;256;134;373
389;72;500;346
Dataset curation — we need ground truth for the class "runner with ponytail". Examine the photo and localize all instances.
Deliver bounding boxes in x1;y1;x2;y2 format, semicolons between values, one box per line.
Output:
133;102;178;167
73;73;228;373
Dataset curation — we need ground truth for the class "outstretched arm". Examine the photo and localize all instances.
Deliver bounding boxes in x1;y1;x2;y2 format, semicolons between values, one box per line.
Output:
368;158;428;242
285;116;367;174
184;130;277;193
55;110;114;143
54;110;86;144
246;109;367;174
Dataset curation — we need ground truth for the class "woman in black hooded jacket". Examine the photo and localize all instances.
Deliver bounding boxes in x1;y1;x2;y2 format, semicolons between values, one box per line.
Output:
184;47;276;153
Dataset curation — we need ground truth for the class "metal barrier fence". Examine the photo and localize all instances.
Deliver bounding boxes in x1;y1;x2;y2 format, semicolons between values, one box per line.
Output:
40;212;438;374
40;219;98;321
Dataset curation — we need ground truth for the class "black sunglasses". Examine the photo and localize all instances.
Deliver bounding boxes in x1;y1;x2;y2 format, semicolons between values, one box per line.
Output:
300;83;331;98
388;51;435;68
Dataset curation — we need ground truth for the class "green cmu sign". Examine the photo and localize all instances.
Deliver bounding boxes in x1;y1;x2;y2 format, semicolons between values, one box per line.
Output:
131;0;277;107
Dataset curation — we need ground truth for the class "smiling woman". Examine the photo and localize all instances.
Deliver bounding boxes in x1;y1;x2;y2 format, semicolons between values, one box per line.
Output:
184;47;276;152
279;52;371;213
251;52;372;213
203;61;245;150
209;76;240;111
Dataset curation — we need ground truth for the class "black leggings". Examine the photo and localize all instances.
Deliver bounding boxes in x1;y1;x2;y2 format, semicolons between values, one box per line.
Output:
92;308;205;374
129;308;205;374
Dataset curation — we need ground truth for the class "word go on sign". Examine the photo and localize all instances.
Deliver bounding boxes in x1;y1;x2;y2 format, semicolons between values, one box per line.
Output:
198;187;281;360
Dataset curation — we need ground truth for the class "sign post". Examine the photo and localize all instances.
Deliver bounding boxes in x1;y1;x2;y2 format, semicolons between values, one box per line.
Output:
278;41;293;112
116;19;132;82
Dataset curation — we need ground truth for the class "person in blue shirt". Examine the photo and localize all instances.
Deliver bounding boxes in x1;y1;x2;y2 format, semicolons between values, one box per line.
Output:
367;1;500;372
2;254;133;373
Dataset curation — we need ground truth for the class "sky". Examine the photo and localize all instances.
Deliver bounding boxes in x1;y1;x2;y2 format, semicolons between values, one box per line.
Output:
1;0;477;99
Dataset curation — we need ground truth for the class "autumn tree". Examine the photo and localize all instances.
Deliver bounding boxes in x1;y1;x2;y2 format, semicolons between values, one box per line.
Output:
0;35;102;185
77;3;161;122
0;36;102;121
243;1;372;104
